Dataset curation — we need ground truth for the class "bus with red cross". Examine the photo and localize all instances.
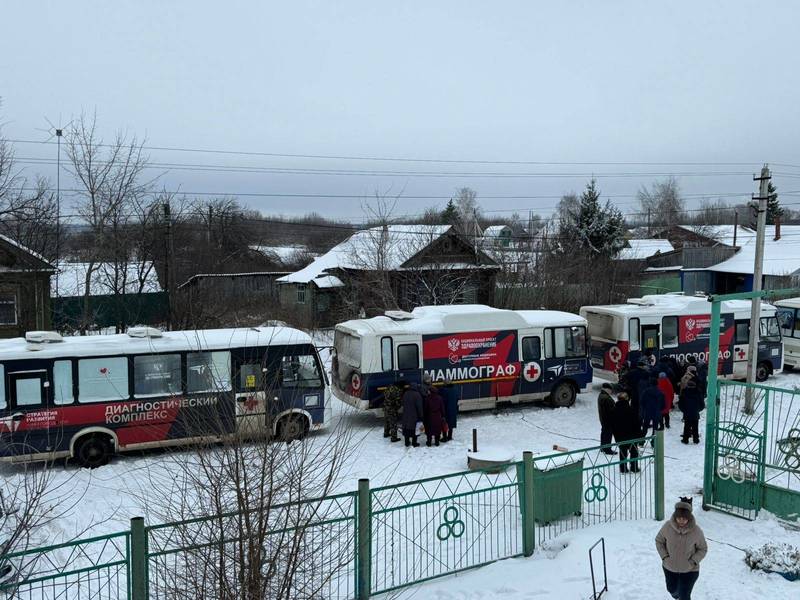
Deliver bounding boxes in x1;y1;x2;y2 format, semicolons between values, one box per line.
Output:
0;326;329;467
331;305;592;411
580;293;783;382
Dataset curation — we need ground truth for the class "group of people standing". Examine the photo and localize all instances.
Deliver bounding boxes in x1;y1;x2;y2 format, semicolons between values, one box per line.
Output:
383;374;459;447
598;353;709;472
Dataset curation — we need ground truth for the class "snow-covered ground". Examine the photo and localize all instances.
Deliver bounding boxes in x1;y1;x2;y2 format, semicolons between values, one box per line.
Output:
3;367;799;598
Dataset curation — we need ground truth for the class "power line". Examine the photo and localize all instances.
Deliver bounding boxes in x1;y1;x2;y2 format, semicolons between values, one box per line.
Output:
14;156;761;180
10;137;795;168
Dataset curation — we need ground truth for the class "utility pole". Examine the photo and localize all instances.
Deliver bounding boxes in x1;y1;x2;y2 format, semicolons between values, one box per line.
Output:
163;203;174;331
646;208;651;236
745;164;771;413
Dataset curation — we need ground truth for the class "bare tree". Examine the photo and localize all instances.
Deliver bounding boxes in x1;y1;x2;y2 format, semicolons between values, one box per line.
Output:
637;176;685;229
64;113;156;333
136;345;358;600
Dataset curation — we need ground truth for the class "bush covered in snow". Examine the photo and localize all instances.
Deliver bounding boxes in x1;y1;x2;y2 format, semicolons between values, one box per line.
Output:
745;542;800;580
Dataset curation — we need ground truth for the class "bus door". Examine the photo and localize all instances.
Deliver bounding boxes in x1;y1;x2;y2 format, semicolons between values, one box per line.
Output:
641;324;659;365
5;370;52;455
519;335;544;397
274;347;325;424
732;320;750;377
234;354;269;438
394;338;422;388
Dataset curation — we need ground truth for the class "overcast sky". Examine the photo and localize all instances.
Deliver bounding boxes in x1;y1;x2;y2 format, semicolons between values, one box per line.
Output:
2;1;799;221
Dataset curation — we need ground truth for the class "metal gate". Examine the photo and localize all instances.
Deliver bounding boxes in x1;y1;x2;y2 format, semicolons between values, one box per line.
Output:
707;380;800;521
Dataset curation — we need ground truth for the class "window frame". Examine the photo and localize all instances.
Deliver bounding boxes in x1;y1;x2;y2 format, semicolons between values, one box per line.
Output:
661;316;679;349
521;336;541;362
396;344;420;371
279;353;323;389
544;326;587;359
53;359;75;405
296;284;307;305
0;292;17;326
628;318;640;351
77;356;131;404
759;316;781;342
380;337;393;371
735;320;750;345
133;353;183;398
187;350;232;394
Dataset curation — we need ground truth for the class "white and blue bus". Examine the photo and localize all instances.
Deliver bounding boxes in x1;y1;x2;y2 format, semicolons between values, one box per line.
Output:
0;326;329;467
331;305;592;411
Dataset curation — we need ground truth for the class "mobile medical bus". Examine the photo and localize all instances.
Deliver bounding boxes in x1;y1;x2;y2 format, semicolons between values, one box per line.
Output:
331;304;592;411
775;298;800;369
580;294;783;382
0;327;328;467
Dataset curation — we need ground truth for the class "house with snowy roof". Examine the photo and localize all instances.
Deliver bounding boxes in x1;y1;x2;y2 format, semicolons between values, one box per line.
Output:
0;234;55;338
681;223;800;294
276;224;499;325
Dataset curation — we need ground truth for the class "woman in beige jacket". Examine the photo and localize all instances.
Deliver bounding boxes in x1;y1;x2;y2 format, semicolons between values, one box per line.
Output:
655;499;707;600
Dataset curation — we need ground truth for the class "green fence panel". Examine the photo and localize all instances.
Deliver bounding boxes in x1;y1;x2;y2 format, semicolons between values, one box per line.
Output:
368;464;523;595
532;437;657;546
0;532;130;600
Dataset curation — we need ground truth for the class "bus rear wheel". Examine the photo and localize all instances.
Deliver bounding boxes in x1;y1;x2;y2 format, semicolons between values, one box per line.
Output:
756;362;770;382
550;382;576;408
74;435;113;469
278;415;307;443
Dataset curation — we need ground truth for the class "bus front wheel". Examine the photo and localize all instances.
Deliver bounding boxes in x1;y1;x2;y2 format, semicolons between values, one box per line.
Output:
550;382;576;408
756;362;770;382
278;415;307;443
74;435;113;469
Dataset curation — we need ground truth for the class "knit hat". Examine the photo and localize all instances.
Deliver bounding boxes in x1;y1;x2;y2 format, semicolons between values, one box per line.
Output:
687;355;697;365
673;499;693;521
659;372;667;378
601;383;613;390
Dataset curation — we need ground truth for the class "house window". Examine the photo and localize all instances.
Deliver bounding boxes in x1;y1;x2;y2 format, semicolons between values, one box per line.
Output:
0;293;17;325
297;284;307;304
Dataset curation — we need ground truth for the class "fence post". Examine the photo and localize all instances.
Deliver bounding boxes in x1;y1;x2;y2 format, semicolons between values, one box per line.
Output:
522;451;535;556
356;478;371;600
654;429;665;521
130;517;147;600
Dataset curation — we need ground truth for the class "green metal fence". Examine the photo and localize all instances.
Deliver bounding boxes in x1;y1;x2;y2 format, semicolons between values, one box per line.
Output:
368;462;523;595
0;436;664;599
0;531;129;599
531;435;661;546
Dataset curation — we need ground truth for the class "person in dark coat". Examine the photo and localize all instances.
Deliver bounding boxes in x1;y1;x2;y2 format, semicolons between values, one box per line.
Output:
611;392;640;472
401;384;423;447
640;377;665;438
597;383;616;454
657;355;675;384
679;380;704;444
623;359;650;419
440;380;458;442
423;386;445;446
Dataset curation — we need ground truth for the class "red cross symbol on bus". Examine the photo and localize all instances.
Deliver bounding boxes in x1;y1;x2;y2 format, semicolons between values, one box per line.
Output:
523;362;541;383
244;396;259;412
737;349;746;360
609;346;622;364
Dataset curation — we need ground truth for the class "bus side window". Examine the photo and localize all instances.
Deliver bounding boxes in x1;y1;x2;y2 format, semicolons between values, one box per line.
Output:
735;321;749;344
0;364;5;410
522;336;540;361
280;354;322;388
380;337;393;371
187;351;231;393
53;360;74;405
777;308;794;337
397;344;419;370
629;318;640;351
78;357;130;403
662;317;678;348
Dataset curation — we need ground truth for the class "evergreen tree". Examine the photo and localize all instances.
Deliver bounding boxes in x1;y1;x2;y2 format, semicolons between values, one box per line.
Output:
767;181;783;225
441;199;459;225
558;179;626;257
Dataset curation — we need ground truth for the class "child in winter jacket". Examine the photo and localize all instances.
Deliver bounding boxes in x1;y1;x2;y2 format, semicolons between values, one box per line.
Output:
655;498;707;600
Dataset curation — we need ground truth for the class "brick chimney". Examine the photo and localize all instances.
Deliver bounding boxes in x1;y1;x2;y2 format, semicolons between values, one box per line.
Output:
774;216;781;241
